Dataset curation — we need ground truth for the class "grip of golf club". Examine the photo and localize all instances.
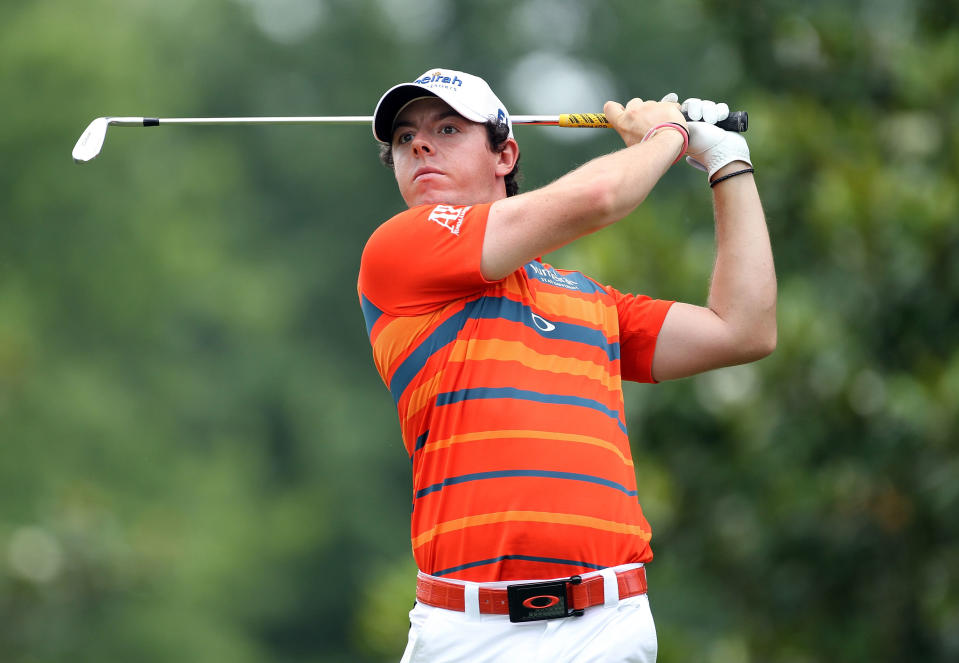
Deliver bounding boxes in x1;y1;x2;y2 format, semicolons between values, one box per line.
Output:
559;111;748;132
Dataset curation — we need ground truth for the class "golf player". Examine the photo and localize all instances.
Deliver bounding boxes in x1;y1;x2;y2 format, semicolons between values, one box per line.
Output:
357;68;776;662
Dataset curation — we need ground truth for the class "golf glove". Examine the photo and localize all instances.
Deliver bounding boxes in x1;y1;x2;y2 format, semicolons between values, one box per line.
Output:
681;97;752;179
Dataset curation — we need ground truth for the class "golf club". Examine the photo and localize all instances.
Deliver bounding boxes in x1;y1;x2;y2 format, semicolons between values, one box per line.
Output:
72;111;748;163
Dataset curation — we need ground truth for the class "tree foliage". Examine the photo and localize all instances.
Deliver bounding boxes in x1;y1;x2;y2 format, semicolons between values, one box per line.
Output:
1;1;956;661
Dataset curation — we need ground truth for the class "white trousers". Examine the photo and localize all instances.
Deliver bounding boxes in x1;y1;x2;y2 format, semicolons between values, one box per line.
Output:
400;564;657;663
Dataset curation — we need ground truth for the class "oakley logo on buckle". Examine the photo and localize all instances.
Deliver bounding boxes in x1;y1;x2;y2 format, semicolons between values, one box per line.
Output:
506;575;584;623
522;595;561;609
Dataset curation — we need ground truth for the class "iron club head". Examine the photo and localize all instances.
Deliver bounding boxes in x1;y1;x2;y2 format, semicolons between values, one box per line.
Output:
72;117;110;163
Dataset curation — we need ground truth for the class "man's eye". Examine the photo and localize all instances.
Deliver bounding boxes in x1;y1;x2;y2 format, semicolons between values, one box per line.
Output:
440;125;458;135
396;133;413;145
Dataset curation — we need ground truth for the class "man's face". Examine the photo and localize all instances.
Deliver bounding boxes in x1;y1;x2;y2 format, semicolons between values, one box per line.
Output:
390;97;514;208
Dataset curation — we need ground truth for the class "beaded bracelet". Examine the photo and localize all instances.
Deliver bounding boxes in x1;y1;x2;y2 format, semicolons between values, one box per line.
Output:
709;167;755;188
641;122;689;165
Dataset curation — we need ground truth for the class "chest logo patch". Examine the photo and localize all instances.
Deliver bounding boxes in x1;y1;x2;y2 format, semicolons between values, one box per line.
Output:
525;262;589;291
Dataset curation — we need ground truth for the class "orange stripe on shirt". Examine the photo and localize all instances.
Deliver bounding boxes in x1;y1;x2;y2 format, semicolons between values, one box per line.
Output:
421;429;634;467
446;339;616;390
492;276;528;302
531;290;619;330
412;510;651;549
372;306;464;382
399;372;445;446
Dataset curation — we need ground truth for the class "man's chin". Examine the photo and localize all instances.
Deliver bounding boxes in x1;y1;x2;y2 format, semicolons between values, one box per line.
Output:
406;191;456;208
403;183;488;208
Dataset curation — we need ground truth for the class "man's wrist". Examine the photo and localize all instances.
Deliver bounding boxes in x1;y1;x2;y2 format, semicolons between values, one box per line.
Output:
710;160;752;178
641;123;689;165
709;161;754;188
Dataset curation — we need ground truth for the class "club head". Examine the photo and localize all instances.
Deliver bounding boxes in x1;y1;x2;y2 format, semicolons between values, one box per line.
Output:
72;117;109;163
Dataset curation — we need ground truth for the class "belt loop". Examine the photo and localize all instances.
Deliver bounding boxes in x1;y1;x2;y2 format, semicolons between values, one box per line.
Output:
463;582;480;619
599;568;619;608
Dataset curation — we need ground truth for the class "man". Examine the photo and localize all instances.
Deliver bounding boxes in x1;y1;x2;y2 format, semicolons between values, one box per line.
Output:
357;68;775;663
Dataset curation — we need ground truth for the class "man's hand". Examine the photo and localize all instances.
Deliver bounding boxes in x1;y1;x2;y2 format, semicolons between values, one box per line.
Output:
682;97;752;179
604;95;687;147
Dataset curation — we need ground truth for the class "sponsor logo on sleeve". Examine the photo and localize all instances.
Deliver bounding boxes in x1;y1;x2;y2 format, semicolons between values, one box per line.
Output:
428;205;471;235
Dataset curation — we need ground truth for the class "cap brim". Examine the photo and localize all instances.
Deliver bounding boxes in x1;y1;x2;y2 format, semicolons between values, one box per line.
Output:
373;85;441;143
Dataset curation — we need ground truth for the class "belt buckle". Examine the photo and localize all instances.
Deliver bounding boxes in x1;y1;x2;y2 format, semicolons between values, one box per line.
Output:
506;575;584;623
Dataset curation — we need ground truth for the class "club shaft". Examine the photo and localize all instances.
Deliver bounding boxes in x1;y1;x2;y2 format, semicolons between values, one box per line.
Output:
151;116;376;126
107;111;747;131
104;116;567;127
74;111;748;162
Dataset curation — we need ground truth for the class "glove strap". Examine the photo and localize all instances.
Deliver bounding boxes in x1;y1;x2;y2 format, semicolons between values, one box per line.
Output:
641;123;689;165
709;167;754;188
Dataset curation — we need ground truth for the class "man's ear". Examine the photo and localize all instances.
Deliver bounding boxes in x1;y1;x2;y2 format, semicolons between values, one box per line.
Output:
495;138;520;177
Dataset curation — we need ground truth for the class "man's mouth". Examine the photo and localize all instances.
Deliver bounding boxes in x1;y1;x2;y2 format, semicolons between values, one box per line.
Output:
413;167;443;182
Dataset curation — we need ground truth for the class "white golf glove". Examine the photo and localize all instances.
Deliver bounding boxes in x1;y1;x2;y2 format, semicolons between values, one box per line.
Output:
681;97;752;179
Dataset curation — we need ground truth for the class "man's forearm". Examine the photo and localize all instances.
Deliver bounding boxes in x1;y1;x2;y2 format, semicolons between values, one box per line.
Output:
595;130;686;224
482;130;684;280
544;129;684;230
707;164;777;357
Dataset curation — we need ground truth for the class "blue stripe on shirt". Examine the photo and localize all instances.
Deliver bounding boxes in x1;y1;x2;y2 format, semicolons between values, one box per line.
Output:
435;387;627;434
360;295;383;337
415;469;637;499
387;295;618;405
433;554;608;577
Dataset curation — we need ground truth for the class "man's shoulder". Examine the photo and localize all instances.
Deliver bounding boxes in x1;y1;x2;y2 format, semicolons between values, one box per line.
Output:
368;202;490;243
358;202;496;317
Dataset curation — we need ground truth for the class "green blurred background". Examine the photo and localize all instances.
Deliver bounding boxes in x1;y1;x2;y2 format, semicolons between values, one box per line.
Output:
2;1;957;661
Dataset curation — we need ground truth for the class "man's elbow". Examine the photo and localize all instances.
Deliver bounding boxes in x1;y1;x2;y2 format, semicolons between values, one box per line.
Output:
753;329;778;360
741;322;777;362
581;179;633;230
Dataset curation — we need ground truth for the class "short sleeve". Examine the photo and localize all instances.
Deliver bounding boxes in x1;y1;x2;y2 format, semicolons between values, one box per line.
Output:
605;285;675;383
358;203;496;315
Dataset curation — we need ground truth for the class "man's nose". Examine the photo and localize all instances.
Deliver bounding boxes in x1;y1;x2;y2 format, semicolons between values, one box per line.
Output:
412;135;433;156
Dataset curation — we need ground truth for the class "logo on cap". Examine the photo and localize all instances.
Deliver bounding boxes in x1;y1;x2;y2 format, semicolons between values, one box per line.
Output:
415;71;464;88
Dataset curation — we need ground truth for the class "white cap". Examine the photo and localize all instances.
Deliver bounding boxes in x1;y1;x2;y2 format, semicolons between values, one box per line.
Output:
372;68;512;143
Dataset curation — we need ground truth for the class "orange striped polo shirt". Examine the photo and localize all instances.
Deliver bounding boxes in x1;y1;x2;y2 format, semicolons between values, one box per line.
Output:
357;203;673;581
